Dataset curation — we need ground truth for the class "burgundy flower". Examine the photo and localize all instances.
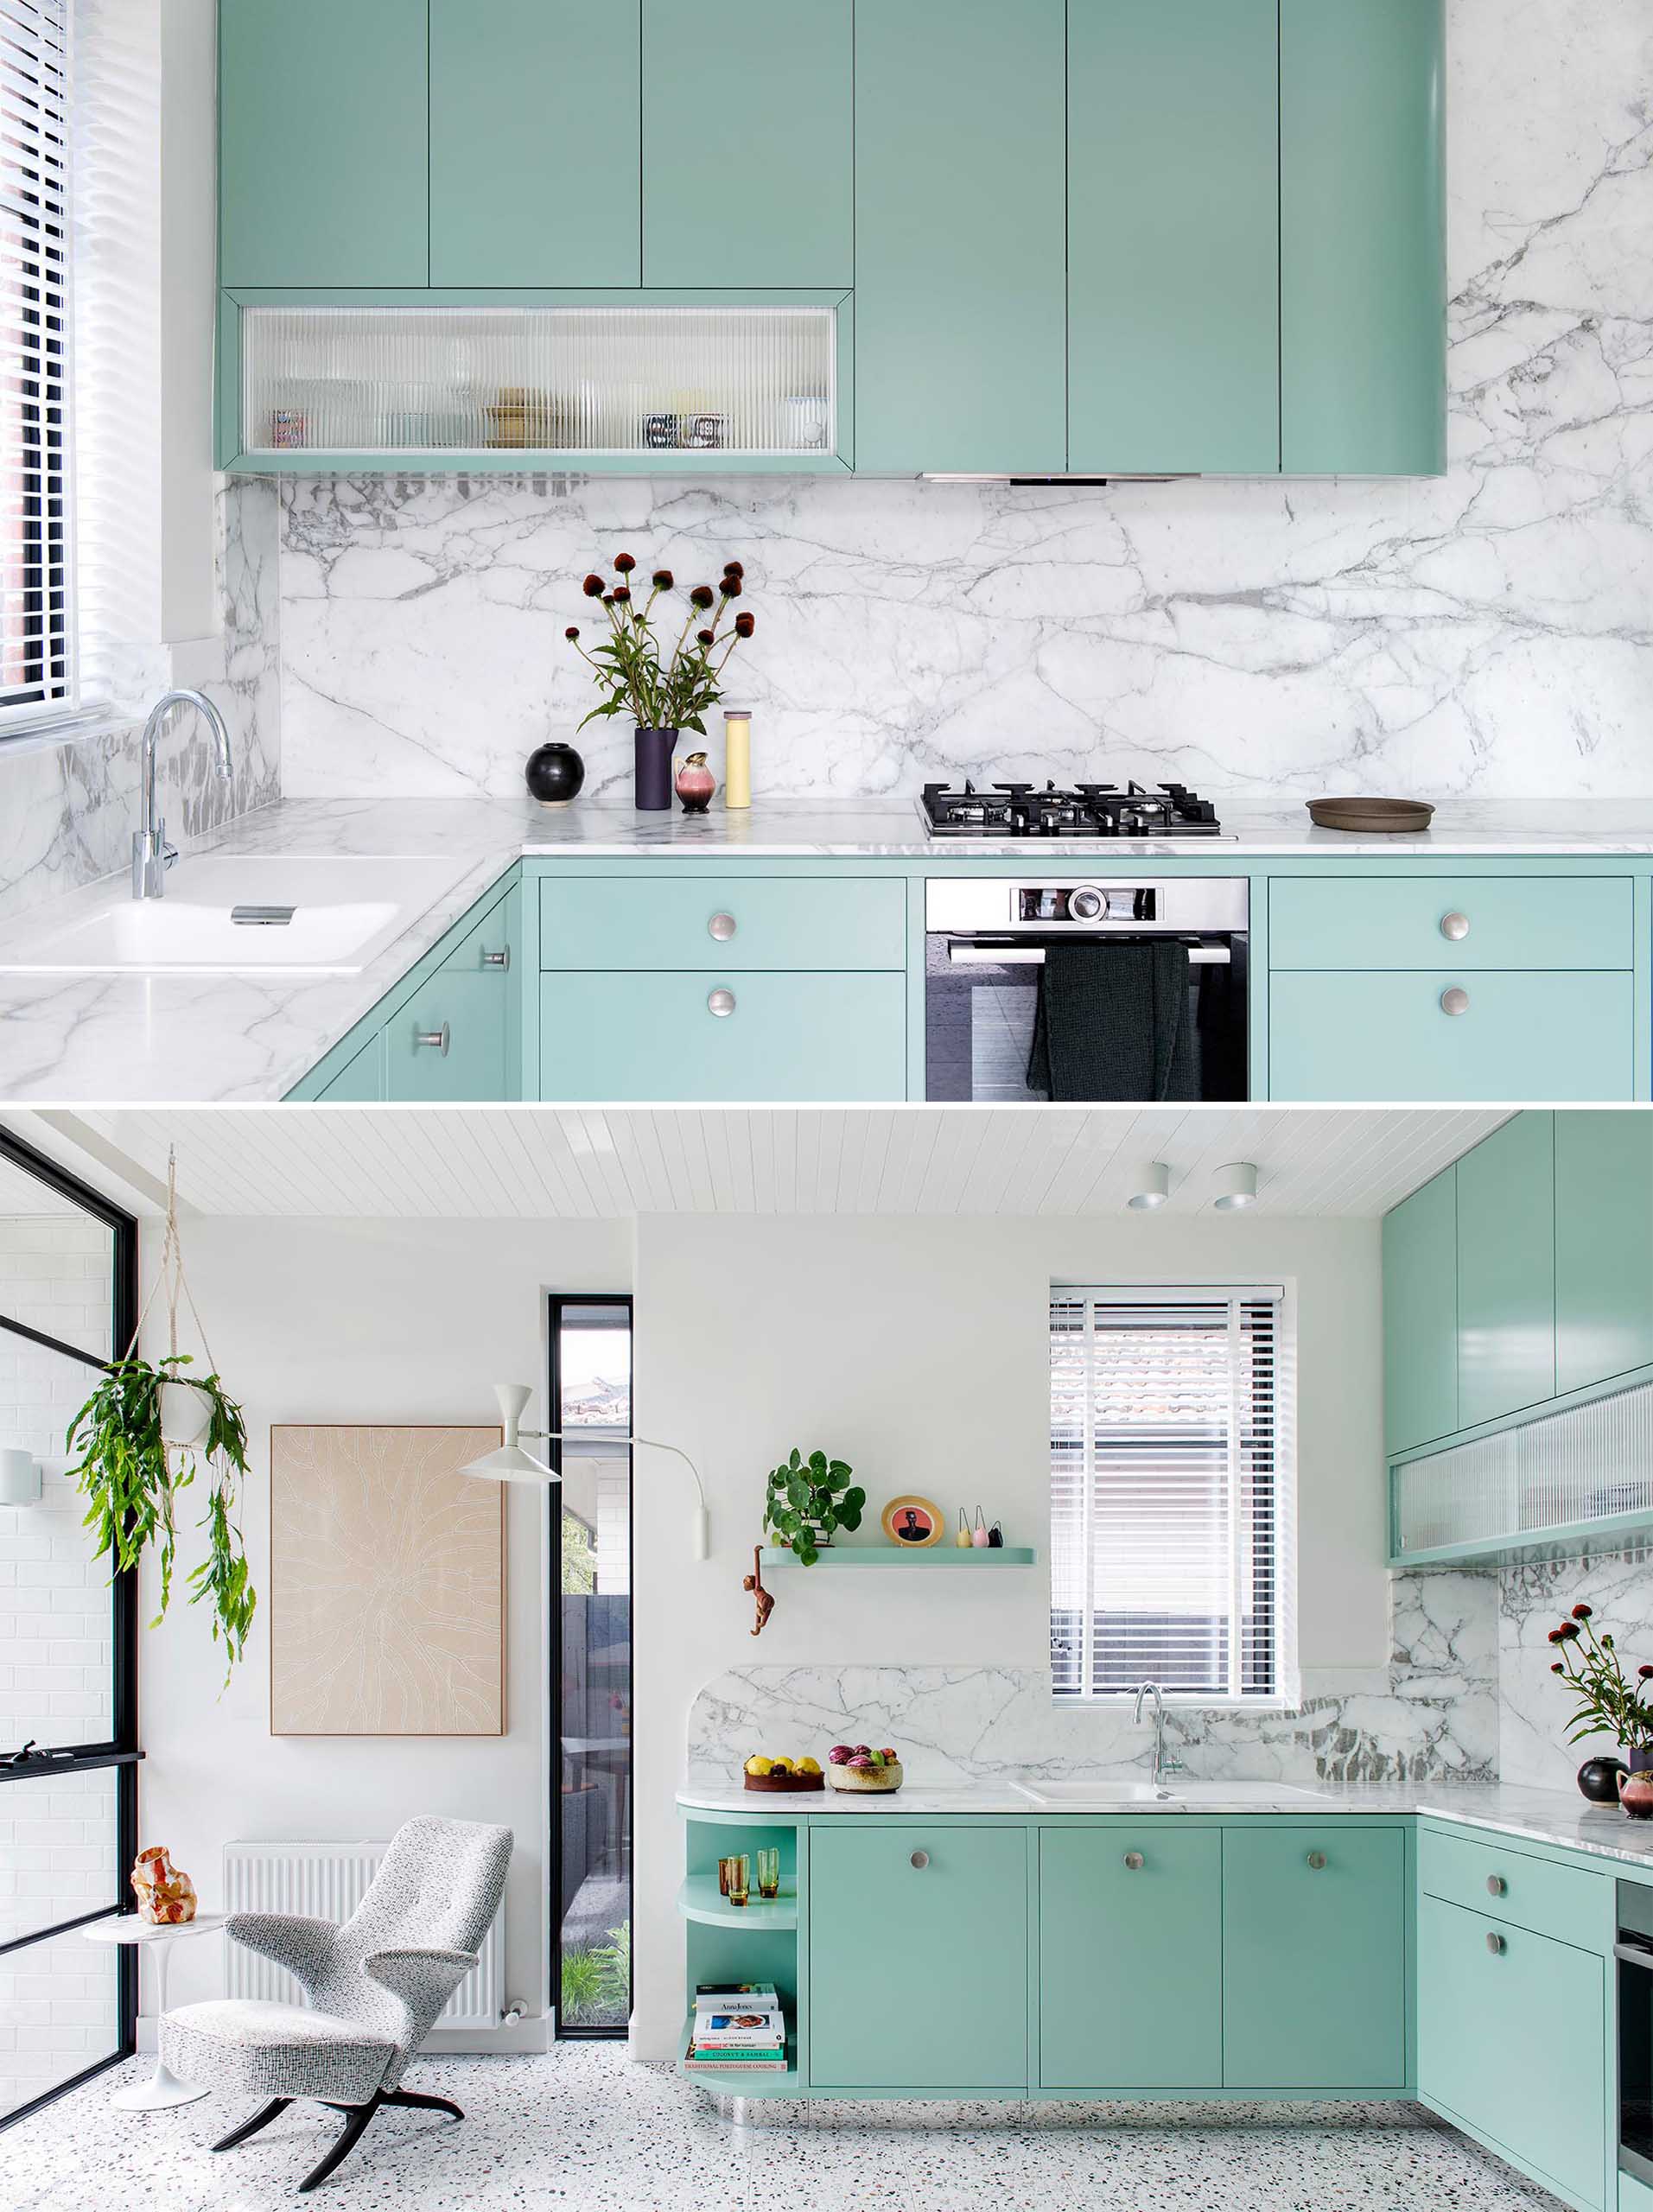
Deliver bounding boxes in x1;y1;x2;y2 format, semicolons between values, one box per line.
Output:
1559;1619;1582;1641
1548;1629;1564;1644
1573;1604;1593;1620
612;585;632;604
734;610;755;639
1551;1662;1565;1675
720;574;743;599
564;626;580;641
652;568;674;590
696;628;715;647
614;553;636;575
690;584;715;610
582;574;605;597
723;560;745;580
1639;1665;1653;1681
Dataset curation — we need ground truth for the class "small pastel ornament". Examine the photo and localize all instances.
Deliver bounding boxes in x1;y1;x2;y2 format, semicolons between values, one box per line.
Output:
988;1520;1004;1549
972;1509;990;1549
675;750;715;813
956;1509;973;1550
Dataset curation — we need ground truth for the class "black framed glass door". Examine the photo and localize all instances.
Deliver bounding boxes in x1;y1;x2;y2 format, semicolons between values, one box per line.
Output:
549;1296;633;2036
0;1131;139;2126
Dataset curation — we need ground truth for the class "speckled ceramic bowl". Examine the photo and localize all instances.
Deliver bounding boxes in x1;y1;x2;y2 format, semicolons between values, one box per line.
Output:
825;1761;903;1795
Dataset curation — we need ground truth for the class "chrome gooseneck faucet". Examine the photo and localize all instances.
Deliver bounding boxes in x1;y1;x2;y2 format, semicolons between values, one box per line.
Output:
132;689;234;899
1133;1681;1184;1798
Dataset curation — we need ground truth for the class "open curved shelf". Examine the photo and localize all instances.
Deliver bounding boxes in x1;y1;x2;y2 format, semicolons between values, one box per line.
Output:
677;1875;798;1930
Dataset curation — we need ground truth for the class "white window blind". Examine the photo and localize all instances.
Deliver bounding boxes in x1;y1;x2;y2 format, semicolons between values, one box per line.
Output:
1050;1287;1291;1701
0;0;72;728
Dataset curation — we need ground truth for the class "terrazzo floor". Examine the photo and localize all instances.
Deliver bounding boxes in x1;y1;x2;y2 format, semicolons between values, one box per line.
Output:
2;2044;1565;2211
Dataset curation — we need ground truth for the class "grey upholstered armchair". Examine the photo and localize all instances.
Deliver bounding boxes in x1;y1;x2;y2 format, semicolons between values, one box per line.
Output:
161;1816;512;2194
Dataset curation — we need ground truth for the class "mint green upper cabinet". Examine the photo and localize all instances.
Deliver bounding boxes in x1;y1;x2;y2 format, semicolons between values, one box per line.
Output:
1280;0;1446;474
855;0;1066;474
1554;1110;1653;1398
429;0;641;286
219;0;429;288
1067;1;1278;475
1222;1826;1407;2089
808;1825;1027;2088
1039;1826;1221;2090
1383;1166;1457;1454
1457;1114;1556;1431
643;2;850;288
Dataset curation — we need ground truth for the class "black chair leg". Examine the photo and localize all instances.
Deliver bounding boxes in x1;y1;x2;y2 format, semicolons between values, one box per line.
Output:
212;2096;292;2152
385;2086;464;2123
297;2094;383;2195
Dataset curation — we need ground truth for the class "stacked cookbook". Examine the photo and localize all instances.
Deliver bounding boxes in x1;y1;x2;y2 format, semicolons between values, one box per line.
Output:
684;1981;788;2071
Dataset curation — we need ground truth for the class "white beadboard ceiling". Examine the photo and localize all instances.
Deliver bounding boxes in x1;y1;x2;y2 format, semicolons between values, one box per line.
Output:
0;1108;1510;1222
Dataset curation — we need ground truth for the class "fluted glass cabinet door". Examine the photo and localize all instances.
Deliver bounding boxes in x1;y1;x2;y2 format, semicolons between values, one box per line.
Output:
429;0;642;286
219;0;429;289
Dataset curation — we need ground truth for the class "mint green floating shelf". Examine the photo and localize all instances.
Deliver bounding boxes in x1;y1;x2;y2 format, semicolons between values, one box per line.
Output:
677;1874;798;1930
760;1545;1035;1569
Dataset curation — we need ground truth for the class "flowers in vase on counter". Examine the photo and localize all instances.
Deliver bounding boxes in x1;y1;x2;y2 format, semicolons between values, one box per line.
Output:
565;555;756;735
1546;1604;1653;1754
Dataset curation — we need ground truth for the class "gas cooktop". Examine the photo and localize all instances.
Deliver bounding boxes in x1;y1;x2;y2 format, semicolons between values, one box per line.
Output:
919;779;1223;839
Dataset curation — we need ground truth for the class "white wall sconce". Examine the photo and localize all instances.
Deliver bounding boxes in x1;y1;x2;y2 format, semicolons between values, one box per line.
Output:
460;1382;710;1560
1213;1162;1259;1211
1128;1161;1171;1211
0;1450;42;1506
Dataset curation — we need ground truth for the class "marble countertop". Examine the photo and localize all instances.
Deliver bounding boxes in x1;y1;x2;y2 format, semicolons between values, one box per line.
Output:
7;791;1653;1101
677;1777;1653;1872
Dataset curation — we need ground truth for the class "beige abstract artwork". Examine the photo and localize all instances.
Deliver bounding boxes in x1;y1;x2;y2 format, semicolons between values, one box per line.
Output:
270;1425;505;1736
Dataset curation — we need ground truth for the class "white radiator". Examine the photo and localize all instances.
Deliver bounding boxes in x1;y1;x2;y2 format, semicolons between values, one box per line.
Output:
223;1840;504;2032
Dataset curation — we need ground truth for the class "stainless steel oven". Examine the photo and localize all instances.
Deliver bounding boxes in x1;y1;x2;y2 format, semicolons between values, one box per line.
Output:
924;877;1249;1101
1619;1884;1653;2188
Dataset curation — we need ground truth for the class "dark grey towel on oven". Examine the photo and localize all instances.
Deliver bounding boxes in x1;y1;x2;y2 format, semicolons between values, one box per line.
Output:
1025;938;1199;1101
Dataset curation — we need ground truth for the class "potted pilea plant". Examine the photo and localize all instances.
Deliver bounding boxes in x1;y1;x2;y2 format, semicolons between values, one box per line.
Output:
763;1449;866;1567
1546;1604;1653;1814
66;1350;257;1680
566;554;757;811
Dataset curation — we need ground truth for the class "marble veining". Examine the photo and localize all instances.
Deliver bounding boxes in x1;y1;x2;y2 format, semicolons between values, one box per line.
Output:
275;0;1653;808
1497;1541;1653;1791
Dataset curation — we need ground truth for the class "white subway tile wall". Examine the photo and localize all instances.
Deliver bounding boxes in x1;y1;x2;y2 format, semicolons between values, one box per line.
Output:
0;1923;118;2119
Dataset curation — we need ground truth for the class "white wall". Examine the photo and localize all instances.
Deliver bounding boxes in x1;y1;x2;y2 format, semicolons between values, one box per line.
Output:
133;1213;631;2041
629;1210;1385;2056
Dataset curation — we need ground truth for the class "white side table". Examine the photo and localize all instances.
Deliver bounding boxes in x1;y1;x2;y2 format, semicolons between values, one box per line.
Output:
83;1913;228;2110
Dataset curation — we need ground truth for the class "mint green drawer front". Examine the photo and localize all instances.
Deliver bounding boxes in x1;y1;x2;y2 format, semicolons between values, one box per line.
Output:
1270;877;1632;972
1268;972;1635;1102
1039;1825;1221;2090
314;1033;385;1103
809;1825;1027;2088
1623;2171;1653;2212
1222;1825;1407;2089
1419;1825;1611;1952
1417;1893;1605;2209
540;972;906;1102
537;877;906;972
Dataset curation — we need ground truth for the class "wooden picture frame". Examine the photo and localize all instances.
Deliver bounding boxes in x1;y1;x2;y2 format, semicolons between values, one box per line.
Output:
880;1494;944;1548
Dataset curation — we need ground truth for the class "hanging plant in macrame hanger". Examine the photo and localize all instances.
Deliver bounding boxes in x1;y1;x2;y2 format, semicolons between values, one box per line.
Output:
65;1149;256;1677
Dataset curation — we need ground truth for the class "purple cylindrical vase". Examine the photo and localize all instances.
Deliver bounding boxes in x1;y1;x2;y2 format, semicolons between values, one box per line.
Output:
634;726;677;811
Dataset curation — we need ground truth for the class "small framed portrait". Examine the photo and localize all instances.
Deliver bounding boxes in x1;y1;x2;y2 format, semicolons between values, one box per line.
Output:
881;1495;943;1548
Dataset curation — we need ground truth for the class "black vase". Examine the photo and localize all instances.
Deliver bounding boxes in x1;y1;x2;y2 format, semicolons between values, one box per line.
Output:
524;741;585;806
633;726;677;811
1577;1755;1629;1803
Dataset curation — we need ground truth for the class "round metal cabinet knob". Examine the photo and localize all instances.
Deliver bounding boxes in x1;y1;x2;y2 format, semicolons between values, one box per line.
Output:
1306;1851;1327;1871
481;945;511;970
1486;1873;1507;1897
1440;911;1471;942
910;1850;930;1871
1440;986;1471;1016
1123;1852;1145;1872
709;912;738;942
707;988;736;1018
1068;886;1109;922
1486;1930;1507;1955
415;1024;450;1056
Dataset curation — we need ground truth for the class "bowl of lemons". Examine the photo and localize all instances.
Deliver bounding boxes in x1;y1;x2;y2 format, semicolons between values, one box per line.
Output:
742;1755;825;1793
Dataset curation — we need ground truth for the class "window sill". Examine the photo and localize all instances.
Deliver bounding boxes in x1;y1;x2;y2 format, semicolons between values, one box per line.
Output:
0;709;137;758
1052;1695;1302;1713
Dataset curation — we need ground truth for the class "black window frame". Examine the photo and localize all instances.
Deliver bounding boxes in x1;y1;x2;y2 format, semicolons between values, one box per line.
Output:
547;1292;633;2042
0;1128;140;2128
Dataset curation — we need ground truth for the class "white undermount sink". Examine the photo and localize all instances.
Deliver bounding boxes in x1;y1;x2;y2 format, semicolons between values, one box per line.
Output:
0;855;468;976
1011;1778;1331;1807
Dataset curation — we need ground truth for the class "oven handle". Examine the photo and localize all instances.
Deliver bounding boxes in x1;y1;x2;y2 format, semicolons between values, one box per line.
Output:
1616;1942;1653;1970
945;940;1232;968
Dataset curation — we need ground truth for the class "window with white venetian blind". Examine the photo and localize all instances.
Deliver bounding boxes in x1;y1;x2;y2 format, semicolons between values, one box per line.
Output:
1050;1287;1294;1702
0;0;72;728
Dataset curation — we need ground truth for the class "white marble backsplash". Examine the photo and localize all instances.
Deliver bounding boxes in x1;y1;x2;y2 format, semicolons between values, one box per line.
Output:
1498;1542;1653;1791
685;1571;1500;1788
0;480;282;926
277;0;1653;806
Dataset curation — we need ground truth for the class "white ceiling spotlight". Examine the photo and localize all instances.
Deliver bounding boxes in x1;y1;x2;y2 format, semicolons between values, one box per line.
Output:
1213;1162;1259;1211
1128;1160;1171;1211
458;1382;710;1559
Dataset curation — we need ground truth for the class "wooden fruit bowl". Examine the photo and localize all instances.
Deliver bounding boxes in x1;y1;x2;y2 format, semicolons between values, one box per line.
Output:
743;1770;825;1793
825;1761;904;1795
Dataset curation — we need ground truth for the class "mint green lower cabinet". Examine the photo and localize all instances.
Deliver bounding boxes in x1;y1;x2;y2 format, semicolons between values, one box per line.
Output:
1268;877;1633;973
1456;1112;1556;1430
1555;1109;1653;1398
313;1033;385;1103
808;1825;1027;2089
539;973;906;1102
1222;1826;1407;2089
1039;1826;1221;2090
386;969;510;1101
1417;1894;1605;2209
1268;973;1634;1102
537;876;906;972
